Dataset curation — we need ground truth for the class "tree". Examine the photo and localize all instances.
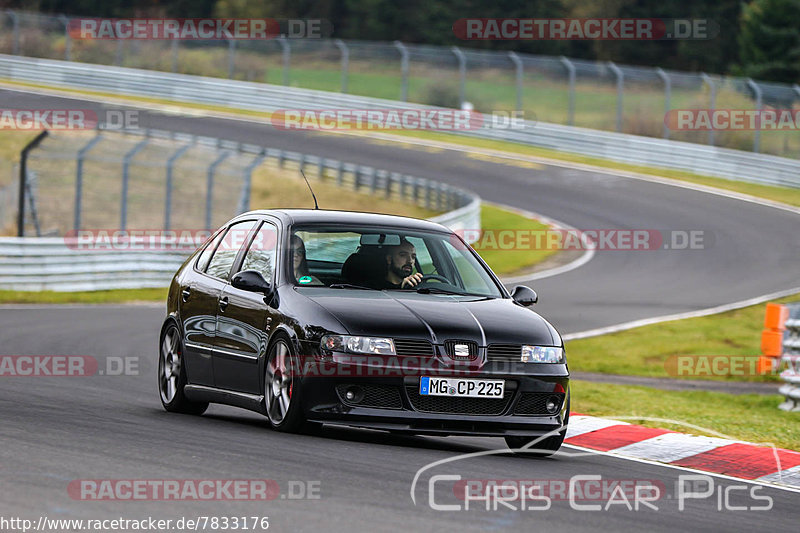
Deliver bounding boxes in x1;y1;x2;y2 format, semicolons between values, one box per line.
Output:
735;0;800;83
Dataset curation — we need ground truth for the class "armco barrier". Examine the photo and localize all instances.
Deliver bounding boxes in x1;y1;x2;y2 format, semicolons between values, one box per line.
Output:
779;303;800;411
1;129;480;292
1;55;800;189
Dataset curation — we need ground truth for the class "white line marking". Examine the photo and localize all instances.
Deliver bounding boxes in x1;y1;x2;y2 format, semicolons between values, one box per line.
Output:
565;415;630;439
563;285;800;340
485;201;597;283
610;432;740;463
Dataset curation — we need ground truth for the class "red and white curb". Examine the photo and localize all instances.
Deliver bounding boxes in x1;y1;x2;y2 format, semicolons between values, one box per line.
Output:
564;414;800;490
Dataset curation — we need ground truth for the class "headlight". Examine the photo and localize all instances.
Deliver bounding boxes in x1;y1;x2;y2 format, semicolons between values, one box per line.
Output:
521;346;564;363
320;335;396;355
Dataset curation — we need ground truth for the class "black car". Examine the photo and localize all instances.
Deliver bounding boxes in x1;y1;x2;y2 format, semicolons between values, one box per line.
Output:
158;209;569;454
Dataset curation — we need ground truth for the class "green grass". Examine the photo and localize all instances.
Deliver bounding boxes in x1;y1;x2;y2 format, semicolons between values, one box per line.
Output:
0;288;167;304
565;292;800;382
473;204;557;275
572;380;800;451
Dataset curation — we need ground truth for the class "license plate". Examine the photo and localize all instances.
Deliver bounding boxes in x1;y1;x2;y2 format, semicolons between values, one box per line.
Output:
419;376;505;398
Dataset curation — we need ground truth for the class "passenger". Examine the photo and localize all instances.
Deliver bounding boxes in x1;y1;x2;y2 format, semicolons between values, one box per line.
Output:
291;235;322;285
381;238;423;289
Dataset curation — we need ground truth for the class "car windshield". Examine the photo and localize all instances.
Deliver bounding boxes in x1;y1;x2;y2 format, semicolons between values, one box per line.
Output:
289;225;504;298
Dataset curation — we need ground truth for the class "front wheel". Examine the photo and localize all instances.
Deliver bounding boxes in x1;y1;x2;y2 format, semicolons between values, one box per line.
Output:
264;335;307;433
158;322;208;415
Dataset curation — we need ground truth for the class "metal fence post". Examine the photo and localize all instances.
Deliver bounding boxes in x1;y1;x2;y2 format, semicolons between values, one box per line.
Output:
8;11;19;56
171;39;179;73
335;39;349;93
746;78;763;153
227;39;236;79
700;73;717;146
120;138;149;231
337;160;345;185
608;62;624;133
317;157;325;179
74;134;103;232
278;37;290;86
508;51;523;113
451;46;466;109
164;142;193;230
17;131;48;237
656;68;671;139
206;151;231;229
58;14;71;61
559;56;575;126
114;39;123;66
394;41;409;102
239;153;265;214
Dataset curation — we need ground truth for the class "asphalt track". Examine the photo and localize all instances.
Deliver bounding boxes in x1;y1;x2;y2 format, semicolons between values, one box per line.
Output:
1;87;800;531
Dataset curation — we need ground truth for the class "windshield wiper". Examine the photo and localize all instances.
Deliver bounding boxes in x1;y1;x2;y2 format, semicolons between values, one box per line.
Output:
328;283;378;290
416;286;477;296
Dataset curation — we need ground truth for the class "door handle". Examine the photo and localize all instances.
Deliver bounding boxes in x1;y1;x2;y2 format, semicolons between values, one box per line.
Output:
219;296;229;312
181;288;191;302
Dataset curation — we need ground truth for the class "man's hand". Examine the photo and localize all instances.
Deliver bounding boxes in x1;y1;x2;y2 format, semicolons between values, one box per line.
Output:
400;273;424;288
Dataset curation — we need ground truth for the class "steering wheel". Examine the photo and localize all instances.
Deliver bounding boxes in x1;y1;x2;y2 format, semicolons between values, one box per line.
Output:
420;274;450;284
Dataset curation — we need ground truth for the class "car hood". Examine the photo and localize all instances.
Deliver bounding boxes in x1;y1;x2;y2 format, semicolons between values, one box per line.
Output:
297;289;558;346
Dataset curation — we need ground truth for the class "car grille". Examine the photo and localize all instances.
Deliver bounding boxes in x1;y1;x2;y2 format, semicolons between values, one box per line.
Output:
444;340;478;361
487;344;522;362
394;338;435;357
514;392;565;416
405;387;514;415
336;384;403;409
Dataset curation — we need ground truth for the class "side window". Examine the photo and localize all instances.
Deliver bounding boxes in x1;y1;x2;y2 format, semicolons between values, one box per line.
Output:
205;220;258;281
239;221;278;280
195;230;225;272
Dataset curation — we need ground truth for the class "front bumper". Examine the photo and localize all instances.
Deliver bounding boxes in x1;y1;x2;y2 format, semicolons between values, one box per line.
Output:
300;360;570;437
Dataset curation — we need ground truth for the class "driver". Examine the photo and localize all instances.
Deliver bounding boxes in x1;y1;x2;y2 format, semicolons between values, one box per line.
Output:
381;238;423;289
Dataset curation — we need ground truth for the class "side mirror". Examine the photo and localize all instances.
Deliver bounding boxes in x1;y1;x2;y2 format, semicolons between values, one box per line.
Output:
511;285;538;306
231;270;271;294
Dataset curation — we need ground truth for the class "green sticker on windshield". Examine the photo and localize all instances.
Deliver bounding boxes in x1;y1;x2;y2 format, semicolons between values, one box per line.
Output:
298;276;313;284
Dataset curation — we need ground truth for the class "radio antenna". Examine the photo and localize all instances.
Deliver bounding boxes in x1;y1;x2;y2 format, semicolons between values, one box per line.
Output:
300;169;319;210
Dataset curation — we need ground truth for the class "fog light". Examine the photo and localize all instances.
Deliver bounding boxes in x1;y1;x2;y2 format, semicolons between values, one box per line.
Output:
341;385;364;404
546;396;560;414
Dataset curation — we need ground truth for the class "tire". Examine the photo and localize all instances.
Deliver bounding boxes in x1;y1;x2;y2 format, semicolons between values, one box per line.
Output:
264;334;308;433
505;396;570;457
158;322;208;415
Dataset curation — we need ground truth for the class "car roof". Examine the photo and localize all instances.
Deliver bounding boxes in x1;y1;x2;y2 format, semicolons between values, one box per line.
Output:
240;209;453;233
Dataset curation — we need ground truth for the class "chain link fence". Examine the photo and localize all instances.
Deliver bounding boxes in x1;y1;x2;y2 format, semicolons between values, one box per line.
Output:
10;128;477;238
2;10;799;158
